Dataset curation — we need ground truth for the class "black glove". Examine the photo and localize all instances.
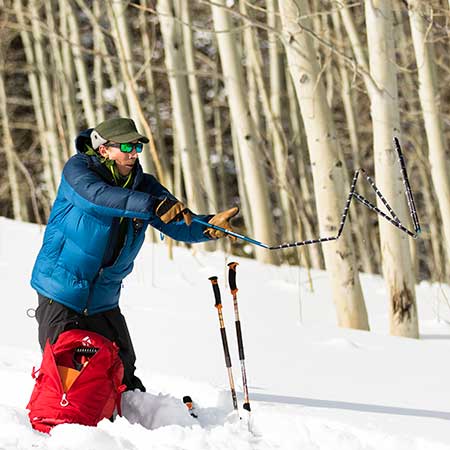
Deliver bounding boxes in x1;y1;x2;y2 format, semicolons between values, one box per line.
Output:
204;207;239;240
155;197;192;225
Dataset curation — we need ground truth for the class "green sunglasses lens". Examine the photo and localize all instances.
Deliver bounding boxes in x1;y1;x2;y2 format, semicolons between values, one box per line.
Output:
120;143;143;153
120;143;133;153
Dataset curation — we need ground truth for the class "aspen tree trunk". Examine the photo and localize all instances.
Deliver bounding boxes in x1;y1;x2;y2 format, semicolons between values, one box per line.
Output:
265;0;295;242
415;138;446;280
231;125;254;235
210;0;276;264
108;0;156;175
73;0;129;119
66;0;96;127
44;1;76;155
181;1;219;211
0;71;24;220
365;0;418;337
279;0;369;329
408;0;450;268
240;1;262;134
13;0;56;201
418;161;445;280
93;0;105;124
29;0;62;186
59;1;79;156
139;0;168;174
109;1;167;185
331;9;375;274
286;70;323;269
157;0;206;214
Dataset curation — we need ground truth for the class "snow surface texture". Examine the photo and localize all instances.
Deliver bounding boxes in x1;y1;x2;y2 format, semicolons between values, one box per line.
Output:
0;216;449;449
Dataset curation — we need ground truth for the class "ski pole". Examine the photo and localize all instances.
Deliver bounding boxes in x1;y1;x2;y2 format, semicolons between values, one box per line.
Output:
227;262;251;412
209;276;239;413
192;136;421;248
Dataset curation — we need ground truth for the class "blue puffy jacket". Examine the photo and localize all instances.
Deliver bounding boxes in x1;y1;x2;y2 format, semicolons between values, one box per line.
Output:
31;129;212;315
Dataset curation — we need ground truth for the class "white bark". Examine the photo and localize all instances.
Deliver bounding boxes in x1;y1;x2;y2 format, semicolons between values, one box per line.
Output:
0;71;24;220
93;0;105;124
13;0;55;200
279;0;369;329
181;2;219;211
29;0;62;186
408;0;450;267
266;0;295;241
331;8;375;274
365;0;418;337
286;70;323;269
157;0;206;213
66;0;96;126
73;0;129;118
108;1;167;185
210;0;276;264
45;1;77;153
139;0;169;178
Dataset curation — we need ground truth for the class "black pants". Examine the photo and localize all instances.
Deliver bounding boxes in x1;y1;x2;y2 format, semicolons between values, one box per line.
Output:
35;294;145;392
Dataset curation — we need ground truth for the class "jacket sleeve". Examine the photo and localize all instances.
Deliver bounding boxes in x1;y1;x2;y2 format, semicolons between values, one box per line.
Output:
61;155;157;220
143;174;214;243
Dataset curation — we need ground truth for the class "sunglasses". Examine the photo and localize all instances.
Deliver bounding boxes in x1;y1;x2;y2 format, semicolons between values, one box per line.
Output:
107;142;144;153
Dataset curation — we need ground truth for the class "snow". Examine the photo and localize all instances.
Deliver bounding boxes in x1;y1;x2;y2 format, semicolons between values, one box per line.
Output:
1;215;450;449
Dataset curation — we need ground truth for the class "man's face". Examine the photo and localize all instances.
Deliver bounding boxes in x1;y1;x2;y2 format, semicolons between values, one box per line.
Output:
99;141;140;176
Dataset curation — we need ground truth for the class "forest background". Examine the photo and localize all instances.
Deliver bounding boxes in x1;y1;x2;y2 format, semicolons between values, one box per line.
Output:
0;0;449;338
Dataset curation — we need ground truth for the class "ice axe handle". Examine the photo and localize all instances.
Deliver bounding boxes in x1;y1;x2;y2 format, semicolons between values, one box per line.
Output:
209;276;222;307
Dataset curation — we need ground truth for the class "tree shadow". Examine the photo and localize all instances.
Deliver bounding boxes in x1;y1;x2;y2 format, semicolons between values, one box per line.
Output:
250;392;450;420
420;334;450;340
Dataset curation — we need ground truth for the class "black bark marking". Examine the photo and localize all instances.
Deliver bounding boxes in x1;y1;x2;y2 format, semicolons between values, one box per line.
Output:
300;74;308;84
392;282;415;323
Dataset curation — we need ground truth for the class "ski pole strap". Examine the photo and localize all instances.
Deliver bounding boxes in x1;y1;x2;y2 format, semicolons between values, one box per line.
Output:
227;262;239;294
209;276;222;307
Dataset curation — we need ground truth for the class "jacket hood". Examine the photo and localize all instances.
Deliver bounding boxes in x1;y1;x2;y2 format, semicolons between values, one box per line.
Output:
75;128;96;154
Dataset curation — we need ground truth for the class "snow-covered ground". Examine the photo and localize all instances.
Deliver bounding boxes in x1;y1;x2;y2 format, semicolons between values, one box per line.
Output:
1;216;449;449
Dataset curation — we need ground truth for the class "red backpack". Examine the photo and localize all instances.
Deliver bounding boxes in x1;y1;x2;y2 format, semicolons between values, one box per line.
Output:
27;329;126;433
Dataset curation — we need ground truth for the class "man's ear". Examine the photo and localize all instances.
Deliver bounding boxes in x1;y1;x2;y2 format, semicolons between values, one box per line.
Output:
98;145;108;158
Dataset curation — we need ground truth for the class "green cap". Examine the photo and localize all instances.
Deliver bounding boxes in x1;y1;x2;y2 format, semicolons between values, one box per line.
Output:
93;118;149;147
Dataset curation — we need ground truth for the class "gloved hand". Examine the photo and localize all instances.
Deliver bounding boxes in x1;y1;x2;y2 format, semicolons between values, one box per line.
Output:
204;206;239;240
155;197;192;225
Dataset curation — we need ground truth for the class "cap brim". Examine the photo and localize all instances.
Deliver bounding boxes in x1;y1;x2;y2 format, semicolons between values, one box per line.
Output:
108;131;149;144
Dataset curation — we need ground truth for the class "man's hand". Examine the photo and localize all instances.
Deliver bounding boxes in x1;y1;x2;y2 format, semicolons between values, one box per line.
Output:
204;206;239;240
155;197;192;225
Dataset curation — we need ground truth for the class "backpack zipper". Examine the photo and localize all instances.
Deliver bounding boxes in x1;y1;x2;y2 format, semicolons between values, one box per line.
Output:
58;347;101;405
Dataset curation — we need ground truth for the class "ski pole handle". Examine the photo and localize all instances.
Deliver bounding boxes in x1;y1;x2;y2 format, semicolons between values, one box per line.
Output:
228;262;239;294
209;276;222;307
209;276;232;369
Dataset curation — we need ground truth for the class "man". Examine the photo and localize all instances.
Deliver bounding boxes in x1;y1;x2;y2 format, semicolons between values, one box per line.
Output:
31;117;238;392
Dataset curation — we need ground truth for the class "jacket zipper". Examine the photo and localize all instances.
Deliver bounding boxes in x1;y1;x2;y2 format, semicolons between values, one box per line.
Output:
83;227;130;316
83;267;103;316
